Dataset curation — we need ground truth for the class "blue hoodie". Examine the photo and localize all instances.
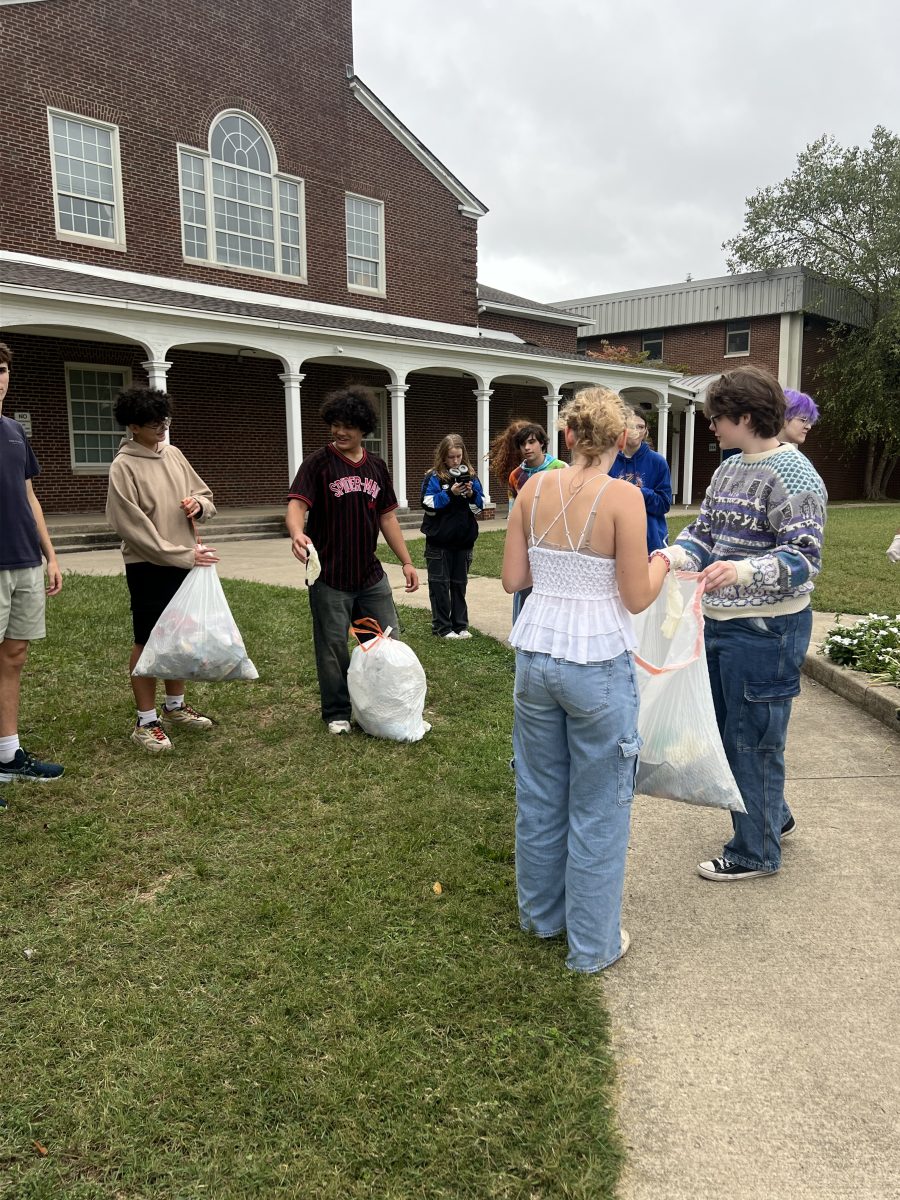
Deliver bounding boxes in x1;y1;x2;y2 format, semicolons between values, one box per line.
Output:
608;441;672;552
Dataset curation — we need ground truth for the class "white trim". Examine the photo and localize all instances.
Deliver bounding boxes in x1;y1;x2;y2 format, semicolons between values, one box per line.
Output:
725;320;751;356
477;301;583;328
1;249;522;342
47;109;126;252
364;386;389;460
345;193;386;298
777;312;803;389
64;361;132;473
349;77;487;219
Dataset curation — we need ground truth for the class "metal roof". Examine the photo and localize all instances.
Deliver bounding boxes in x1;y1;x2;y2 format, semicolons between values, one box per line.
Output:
552;267;870;336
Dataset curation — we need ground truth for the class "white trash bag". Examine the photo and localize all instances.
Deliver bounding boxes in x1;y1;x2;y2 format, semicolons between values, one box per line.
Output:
133;564;258;682
631;573;745;812
347;618;428;742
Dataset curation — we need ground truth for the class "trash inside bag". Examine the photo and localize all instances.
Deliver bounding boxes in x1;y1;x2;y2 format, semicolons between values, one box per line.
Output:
347;618;428;742
631;574;745;812
133;565;258;682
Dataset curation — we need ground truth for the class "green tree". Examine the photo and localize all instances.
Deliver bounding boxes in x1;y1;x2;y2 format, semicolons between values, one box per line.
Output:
724;126;900;498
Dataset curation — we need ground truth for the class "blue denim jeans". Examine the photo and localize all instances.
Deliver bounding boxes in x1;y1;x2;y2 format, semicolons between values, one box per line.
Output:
704;608;812;872
513;649;641;973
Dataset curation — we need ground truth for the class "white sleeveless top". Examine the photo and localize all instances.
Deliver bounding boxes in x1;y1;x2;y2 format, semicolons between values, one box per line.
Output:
508;472;636;664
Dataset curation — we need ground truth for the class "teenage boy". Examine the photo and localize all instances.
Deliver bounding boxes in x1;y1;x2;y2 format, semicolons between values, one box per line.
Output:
507;423;566;501
609;407;672;552
0;342;64;783
508;423;566;623
286;386;419;734
662;366;827;882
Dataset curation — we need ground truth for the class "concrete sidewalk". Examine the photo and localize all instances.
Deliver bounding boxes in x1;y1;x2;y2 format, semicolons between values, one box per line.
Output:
59;540;900;1200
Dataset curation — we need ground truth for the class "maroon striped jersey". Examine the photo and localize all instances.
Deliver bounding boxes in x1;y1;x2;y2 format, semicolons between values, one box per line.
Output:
288;444;398;591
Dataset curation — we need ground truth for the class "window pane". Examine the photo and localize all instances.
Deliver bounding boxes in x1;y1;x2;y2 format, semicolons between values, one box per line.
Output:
211;115;271;173
52;116;118;240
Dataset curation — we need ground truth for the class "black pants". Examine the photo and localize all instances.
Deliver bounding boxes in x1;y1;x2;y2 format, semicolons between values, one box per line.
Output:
425;545;472;636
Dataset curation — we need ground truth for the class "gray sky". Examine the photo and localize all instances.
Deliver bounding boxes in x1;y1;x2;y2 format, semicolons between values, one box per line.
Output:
353;0;900;304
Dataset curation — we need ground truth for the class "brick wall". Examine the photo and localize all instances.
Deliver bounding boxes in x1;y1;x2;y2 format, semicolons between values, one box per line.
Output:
582;315;782;376
1;0;478;326
478;313;578;354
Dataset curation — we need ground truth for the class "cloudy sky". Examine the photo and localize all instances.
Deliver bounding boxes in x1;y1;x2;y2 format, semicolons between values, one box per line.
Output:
353;0;900;305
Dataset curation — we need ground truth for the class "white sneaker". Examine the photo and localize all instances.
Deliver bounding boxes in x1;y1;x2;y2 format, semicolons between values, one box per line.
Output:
327;720;352;735
455;630;473;640
441;631;459;639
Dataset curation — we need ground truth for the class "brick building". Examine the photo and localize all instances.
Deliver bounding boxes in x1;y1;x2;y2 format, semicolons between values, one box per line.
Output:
553;267;889;502
0;0;691;515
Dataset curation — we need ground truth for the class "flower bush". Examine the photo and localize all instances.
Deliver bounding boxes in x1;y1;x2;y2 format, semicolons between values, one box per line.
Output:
821;613;900;686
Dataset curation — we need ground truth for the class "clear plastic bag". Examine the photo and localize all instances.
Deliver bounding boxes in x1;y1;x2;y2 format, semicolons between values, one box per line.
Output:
132;566;258;682
631;574;745;812
347;619;428;742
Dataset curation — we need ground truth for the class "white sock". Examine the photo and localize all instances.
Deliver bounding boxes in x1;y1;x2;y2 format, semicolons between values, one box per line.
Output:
137;708;158;726
0;734;20;763
164;694;184;711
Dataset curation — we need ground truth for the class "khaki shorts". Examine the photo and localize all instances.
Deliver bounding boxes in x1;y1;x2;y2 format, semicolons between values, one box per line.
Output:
0;567;47;642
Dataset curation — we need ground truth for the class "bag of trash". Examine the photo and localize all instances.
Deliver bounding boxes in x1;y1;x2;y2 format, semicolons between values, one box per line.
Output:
347;618;428;742
133;565;258;682
631;573;745;812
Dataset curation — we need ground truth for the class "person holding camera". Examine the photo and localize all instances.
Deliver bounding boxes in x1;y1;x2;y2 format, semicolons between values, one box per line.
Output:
420;434;485;639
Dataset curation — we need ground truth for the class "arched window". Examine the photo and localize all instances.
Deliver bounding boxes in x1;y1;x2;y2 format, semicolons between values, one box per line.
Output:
178;112;305;279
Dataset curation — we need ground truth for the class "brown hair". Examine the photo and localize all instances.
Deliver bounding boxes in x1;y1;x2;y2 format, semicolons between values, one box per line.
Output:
431;432;473;480
488;418;529;484
705;366;786;439
0;342;12;366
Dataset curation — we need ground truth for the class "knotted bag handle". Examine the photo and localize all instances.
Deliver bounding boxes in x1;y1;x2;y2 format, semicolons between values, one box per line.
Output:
350;617;393;650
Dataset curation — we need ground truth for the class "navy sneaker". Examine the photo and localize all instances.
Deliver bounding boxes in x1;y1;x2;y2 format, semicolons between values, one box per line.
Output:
781;815;796;839
697;857;776;882
0;748;64;783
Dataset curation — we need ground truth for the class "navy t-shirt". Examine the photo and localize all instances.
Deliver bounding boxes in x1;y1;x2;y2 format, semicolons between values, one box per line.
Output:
0;415;42;570
288;444;398;591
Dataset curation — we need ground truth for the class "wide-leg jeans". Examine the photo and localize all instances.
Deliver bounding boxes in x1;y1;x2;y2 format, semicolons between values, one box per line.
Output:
704;608;812;873
513;649;641;973
307;574;399;723
424;546;472;635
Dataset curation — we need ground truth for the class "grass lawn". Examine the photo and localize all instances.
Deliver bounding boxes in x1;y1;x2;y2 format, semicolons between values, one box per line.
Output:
2;576;623;1199
381;504;900;614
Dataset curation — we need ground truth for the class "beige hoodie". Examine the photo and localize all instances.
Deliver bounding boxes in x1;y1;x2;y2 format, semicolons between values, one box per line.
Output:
106;438;216;568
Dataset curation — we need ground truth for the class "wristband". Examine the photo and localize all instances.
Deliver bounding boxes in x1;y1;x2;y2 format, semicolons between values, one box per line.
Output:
649;549;672;574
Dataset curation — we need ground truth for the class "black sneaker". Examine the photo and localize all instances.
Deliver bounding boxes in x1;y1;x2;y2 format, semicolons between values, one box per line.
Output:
781;816;796;839
697;857;775;882
0;748;64;783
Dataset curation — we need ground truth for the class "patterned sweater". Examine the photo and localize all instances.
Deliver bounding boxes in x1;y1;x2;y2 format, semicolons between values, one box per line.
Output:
675;444;827;619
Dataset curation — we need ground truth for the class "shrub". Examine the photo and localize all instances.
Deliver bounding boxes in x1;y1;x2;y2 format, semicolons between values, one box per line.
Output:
821;613;900;685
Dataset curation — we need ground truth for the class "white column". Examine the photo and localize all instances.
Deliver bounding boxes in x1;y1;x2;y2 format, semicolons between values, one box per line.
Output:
655;396;671;464
545;389;561;457
473;387;493;506
777;312;804;390
387;383;409;508
279;372;305;482
141;359;173;442
682;403;696;507
671;410;682;501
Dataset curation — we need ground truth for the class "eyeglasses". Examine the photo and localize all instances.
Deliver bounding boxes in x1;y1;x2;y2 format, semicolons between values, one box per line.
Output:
791;418;813;428
144;417;171;430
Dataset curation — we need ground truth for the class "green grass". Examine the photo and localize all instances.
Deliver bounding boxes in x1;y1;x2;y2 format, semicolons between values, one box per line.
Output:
381;504;900;614
1;577;623;1199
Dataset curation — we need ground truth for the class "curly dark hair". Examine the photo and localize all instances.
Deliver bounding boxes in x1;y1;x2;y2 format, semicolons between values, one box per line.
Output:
0;342;12;366
113;387;172;428
705;366;785;439
320;386;378;436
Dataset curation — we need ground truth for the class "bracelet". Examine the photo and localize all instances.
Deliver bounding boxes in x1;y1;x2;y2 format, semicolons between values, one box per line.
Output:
649;549;672;574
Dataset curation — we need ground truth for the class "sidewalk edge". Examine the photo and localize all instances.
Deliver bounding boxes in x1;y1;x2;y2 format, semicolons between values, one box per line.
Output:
803;652;900;735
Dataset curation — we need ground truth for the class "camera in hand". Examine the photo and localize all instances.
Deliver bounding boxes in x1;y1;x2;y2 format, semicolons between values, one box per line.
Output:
448;465;472;489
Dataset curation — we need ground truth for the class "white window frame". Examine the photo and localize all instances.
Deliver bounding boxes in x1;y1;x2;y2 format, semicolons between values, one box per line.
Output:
65;363;132;474
725;320;751;356
345;193;386;297
47;109;127;251
177;110;308;283
642;332;664;360
362;387;388;460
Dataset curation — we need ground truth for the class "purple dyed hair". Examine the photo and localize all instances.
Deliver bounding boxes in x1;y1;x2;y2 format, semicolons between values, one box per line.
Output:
783;389;819;424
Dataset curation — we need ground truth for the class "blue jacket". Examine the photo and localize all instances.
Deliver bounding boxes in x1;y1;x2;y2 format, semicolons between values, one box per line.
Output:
420;470;485;549
609;441;672;552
